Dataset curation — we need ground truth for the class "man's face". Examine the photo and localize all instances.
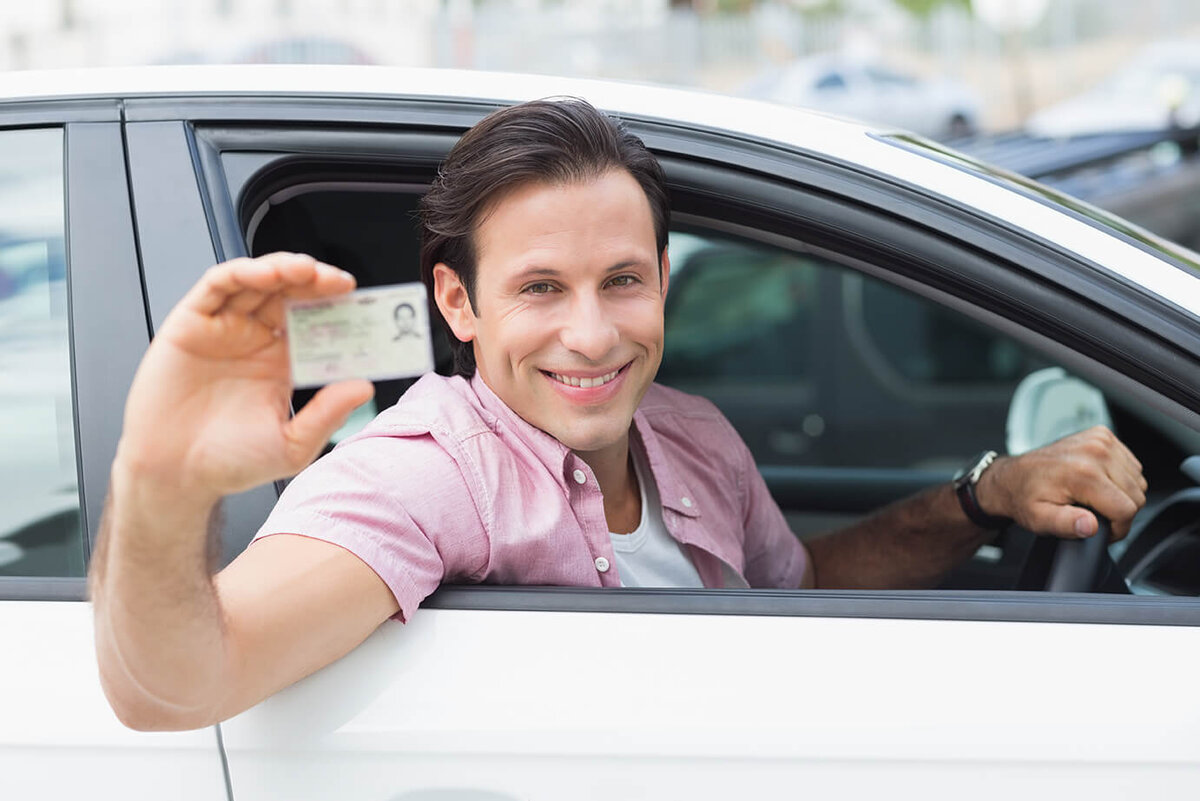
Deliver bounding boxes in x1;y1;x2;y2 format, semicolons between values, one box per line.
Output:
441;169;667;460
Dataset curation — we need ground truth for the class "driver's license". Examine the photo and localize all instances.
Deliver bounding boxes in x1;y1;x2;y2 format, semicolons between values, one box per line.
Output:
285;282;435;388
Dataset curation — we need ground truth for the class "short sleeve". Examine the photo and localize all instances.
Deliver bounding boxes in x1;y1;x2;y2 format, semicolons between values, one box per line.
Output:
253;433;490;622
729;423;810;589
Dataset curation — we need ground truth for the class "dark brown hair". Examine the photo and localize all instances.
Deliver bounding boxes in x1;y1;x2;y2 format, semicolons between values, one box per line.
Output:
419;98;669;377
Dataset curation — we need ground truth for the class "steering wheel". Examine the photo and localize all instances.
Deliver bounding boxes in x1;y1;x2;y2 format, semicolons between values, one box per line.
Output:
1043;513;1113;592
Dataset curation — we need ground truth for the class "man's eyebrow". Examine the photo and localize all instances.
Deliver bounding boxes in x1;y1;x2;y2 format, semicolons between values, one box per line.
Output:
604;259;653;273
509;266;561;283
509;259;653;283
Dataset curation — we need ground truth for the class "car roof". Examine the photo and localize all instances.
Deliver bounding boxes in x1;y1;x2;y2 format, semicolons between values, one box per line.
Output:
5;64;1199;316
1;64;878;140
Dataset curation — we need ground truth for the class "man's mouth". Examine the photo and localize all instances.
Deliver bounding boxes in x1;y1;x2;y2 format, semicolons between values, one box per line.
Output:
543;364;626;389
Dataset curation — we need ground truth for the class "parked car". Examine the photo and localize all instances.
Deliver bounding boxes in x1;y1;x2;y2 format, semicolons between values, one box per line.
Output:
1028;39;1200;137
3;65;1200;800
739;54;981;139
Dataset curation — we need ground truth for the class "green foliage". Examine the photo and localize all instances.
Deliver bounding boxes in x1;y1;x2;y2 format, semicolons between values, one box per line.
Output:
892;0;972;18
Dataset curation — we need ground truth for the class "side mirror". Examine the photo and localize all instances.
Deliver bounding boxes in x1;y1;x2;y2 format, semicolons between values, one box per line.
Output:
1006;367;1112;456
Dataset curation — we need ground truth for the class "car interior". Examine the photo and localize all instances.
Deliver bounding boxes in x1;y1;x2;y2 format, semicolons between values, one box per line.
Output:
241;164;1200;599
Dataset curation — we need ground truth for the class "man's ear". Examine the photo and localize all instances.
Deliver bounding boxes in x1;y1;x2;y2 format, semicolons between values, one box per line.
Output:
432;263;477;344
659;247;670;299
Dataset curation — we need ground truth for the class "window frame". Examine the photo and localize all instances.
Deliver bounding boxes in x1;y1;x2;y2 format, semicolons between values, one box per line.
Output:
176;100;1200;626
0;100;142;601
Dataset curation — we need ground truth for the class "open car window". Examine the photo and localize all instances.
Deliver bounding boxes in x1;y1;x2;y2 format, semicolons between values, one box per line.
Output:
210;120;1200;607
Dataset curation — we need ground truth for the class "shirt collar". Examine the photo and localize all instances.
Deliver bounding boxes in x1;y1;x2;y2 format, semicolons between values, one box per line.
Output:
468;371;572;468
467;372;699;519
632;406;702;520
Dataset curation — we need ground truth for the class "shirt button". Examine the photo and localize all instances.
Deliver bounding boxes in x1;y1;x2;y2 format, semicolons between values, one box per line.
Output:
572;469;587;485
681;496;693;508
595;556;610;573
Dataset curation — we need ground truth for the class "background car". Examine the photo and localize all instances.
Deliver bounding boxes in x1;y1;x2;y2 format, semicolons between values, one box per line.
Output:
3;66;1200;799
739;53;981;139
1028;39;1200;137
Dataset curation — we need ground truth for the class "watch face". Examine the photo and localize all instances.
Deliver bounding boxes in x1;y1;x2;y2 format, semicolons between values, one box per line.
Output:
954;450;993;486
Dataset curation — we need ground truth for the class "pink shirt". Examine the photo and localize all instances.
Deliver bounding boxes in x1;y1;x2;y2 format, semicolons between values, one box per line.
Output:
255;373;809;622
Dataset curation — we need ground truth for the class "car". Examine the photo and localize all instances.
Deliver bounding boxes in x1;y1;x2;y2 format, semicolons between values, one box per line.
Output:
3;65;1200;799
739;53;981;139
1028;39;1200;137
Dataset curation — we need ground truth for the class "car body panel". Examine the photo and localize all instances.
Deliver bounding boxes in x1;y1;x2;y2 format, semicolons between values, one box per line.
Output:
0;601;226;798
220;606;1200;799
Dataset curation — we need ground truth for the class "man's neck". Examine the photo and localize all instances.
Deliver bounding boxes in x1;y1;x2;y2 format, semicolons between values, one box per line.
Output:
576;435;641;535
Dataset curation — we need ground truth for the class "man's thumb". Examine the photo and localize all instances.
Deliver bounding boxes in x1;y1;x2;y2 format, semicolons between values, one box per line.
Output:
283;380;375;470
1032;501;1098;539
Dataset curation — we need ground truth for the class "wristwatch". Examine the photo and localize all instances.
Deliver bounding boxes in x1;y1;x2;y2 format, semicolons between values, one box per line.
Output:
952;450;1012;530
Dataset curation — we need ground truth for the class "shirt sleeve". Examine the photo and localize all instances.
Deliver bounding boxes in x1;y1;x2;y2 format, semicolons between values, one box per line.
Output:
727;420;811;589
252;432;489;623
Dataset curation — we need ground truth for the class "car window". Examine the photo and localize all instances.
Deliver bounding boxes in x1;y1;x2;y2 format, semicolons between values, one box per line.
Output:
658;230;1050;471
223;150;1198;600
814;71;846;91
0;128;84;578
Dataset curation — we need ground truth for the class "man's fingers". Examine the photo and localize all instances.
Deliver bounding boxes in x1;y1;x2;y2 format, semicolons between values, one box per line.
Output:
1088;488;1139;539
225;288;270;316
1033;477;1138;540
182;254;308;315
180;254;355;319
281;381;376;472
1107;463;1147;510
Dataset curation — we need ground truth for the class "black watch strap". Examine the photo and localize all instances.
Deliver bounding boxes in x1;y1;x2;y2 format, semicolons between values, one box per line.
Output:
953;450;1012;530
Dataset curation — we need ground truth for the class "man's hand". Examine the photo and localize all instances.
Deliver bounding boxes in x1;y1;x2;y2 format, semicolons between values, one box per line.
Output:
93;252;390;731
118;252;375;500
976;426;1147;540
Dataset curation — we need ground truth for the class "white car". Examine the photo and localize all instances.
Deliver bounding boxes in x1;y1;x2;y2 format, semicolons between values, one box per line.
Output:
740;54;980;139
1028;39;1200;137
3;66;1200;800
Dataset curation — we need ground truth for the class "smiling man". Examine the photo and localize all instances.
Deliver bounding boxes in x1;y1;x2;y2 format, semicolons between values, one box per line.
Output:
90;99;1147;731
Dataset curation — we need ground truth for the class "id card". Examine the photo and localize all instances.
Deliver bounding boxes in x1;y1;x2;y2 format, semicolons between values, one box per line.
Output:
285;283;435;388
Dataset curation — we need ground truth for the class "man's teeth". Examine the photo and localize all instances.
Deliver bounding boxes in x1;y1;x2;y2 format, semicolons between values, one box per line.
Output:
549;369;620;389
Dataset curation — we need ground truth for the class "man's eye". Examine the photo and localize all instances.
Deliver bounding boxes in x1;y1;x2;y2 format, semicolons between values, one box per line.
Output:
524;282;554;295
607;275;639;288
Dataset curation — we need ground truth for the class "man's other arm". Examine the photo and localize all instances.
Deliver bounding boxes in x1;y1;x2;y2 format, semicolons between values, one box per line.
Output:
89;253;396;731
800;426;1147;589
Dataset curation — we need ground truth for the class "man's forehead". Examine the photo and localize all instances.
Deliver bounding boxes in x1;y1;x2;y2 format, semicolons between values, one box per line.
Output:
472;171;657;270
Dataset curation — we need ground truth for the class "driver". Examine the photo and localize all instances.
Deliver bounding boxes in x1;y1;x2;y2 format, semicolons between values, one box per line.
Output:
90;99;1147;731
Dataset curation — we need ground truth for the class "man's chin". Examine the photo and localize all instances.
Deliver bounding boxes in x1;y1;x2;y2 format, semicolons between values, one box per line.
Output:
542;419;634;457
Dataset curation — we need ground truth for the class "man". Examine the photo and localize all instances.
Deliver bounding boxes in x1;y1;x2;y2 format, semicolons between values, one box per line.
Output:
392;302;419;340
90;99;1147;732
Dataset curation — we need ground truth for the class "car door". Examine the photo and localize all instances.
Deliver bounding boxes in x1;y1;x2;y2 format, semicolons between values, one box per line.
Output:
0;102;226;798
143;89;1200;799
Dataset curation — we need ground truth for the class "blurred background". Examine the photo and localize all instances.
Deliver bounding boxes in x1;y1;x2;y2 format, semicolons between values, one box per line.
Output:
1;0;1199;249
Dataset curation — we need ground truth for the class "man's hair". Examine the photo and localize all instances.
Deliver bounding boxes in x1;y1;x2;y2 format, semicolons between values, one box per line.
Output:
419;98;670;377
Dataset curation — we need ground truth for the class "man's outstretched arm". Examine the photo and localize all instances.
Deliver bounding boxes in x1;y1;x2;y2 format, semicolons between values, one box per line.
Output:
89;253;396;731
801;426;1148;589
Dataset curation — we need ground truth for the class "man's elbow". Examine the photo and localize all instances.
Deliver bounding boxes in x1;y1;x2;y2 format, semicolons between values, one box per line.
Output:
99;679;211;732
97;657;222;732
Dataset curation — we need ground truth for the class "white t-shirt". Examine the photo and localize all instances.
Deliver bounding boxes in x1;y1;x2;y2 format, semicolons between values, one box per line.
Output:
608;443;704;588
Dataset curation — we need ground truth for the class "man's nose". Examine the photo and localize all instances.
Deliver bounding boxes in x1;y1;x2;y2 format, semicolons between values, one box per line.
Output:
559;293;619;361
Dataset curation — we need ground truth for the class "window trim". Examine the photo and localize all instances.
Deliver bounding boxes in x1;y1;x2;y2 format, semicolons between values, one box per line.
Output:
424;585;1200;627
185;110;1200;624
0;577;87;602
